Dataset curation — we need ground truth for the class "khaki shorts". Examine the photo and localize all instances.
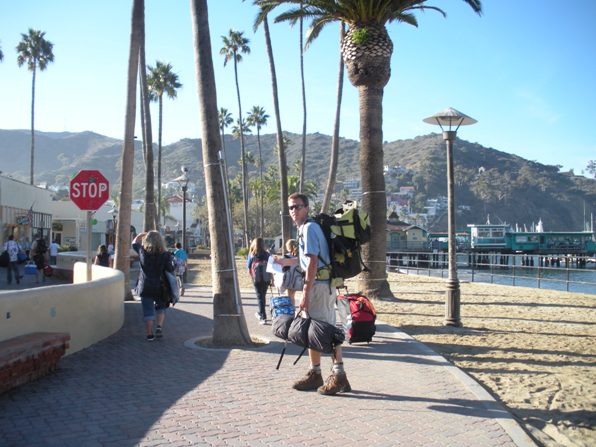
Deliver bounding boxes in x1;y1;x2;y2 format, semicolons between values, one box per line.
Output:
307;281;337;325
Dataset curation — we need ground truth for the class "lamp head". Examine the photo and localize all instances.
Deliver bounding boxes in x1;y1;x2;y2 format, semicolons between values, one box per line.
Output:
423;107;477;132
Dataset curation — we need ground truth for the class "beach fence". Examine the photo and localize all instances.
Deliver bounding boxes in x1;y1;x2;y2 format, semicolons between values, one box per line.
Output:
386;251;596;295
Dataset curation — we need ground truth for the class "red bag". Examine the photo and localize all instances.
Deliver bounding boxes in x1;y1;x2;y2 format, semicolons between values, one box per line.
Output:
43;264;53;277
338;293;376;344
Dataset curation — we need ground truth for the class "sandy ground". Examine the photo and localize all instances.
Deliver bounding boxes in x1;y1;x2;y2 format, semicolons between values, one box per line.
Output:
187;258;595;447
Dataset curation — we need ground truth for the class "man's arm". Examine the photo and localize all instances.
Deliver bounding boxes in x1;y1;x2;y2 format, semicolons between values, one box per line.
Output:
299;253;318;311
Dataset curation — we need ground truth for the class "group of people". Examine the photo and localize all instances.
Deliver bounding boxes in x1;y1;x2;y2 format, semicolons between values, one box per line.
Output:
247;193;350;396
2;234;58;285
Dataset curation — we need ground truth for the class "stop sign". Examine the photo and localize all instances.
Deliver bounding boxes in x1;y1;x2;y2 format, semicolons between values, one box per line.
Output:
70;170;110;210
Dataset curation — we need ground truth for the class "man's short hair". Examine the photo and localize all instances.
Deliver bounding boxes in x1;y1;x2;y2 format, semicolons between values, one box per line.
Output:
288;192;309;208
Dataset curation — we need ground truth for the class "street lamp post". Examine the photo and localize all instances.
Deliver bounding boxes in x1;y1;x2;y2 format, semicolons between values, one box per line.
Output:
175;167;190;282
423;107;477;327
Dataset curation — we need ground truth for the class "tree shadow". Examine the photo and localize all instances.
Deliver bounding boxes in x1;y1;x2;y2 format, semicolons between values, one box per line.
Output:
0;301;228;446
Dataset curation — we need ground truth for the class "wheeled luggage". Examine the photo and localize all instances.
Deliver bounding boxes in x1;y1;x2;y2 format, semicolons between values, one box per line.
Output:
337;293;376;344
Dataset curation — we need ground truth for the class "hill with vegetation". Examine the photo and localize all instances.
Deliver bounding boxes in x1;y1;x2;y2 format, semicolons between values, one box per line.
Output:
1;129;594;231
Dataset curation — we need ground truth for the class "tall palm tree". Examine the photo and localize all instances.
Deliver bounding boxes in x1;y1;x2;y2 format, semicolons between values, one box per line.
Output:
115;0;144;300
252;3;292;252
263;0;482;299
138;15;157;232
298;1;308;192
190;0;251;346
147;61;182;227
218;107;234;220
220;29;251;248
321;22;345;213
218;107;234;175
16;29;54;185
246;105;269;237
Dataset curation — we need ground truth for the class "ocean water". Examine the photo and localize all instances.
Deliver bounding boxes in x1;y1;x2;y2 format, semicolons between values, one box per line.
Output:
395;262;596;295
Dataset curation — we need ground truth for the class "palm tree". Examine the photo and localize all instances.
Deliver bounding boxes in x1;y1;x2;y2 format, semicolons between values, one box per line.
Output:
252;3;292;252
218;107;234;178
298;1;308;192
246;105;269;237
263;0;482;299
115;0;144;300
147;61;182;227
321;22;345;213
137;15;157;232
190;0;251;346
220;29;251;248
16;29;54;185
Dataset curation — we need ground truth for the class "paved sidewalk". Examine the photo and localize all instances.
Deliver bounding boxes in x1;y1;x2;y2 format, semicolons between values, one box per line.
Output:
0;285;536;447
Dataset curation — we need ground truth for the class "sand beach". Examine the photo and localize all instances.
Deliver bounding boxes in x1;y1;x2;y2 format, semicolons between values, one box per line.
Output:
188;259;595;447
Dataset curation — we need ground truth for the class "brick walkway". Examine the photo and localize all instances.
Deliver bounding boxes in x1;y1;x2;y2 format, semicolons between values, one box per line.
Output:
0;284;536;446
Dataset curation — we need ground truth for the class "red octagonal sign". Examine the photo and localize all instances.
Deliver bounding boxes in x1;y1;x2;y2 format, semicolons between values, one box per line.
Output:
70;170;110;210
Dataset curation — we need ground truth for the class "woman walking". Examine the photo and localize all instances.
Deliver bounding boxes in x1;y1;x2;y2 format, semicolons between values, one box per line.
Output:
247;237;271;324
132;231;174;341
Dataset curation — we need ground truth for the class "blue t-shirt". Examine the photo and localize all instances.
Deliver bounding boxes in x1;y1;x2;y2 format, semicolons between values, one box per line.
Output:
298;219;330;273
174;248;188;262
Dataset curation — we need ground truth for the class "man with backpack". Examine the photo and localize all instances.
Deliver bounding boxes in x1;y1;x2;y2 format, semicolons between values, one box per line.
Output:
277;192;351;396
30;235;48;284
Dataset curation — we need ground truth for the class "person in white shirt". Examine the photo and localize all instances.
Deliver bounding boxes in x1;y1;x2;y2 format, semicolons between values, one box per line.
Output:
3;235;22;285
49;240;60;265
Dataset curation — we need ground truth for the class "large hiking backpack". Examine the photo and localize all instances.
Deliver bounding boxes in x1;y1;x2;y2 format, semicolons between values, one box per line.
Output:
313;200;371;288
36;238;47;255
337;293;376;344
251;256;271;285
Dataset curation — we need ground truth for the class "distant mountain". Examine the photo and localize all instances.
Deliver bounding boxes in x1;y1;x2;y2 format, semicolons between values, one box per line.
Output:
1;129;594;231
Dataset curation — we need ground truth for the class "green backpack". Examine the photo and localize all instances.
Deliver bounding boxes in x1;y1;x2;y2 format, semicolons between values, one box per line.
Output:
313;200;371;288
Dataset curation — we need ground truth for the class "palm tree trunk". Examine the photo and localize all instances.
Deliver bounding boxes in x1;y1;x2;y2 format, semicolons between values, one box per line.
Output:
357;84;393;299
190;0;251;346
30;66;36;185
299;8;307;192
233;59;250;248
321;23;345;213
139;33;157;232
115;0;143;301
257;130;264;236
157;96;163;227
262;16;290;251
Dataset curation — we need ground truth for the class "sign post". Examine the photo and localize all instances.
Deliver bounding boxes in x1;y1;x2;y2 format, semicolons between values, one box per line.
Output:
69;170;110;281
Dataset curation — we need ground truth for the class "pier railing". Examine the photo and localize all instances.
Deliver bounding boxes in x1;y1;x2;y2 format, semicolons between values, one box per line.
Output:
386;251;596;294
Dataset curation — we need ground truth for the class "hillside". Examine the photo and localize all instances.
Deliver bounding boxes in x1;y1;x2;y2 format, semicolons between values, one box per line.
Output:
1;129;594;231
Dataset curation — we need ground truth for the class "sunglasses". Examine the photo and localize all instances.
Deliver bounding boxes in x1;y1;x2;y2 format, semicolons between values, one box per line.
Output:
288;204;306;211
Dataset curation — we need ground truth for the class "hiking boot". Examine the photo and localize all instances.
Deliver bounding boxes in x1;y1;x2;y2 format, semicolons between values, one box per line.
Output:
292;370;323;391
318;372;352;395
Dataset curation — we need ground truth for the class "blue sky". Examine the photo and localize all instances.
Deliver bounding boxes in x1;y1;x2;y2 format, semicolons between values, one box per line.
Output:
1;0;595;176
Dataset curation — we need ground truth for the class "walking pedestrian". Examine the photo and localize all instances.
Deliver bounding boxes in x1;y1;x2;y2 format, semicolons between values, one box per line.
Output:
30;235;48;284
173;242;188;296
132;231;174;341
3;235;22;285
247;237;271;325
49;240;60;265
